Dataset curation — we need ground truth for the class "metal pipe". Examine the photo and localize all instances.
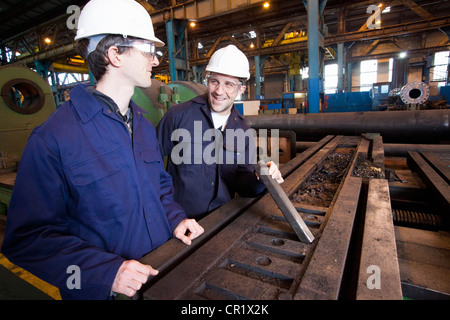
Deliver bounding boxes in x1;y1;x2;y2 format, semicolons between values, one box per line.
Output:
296;142;450;156
12;43;76;66
244;109;450;142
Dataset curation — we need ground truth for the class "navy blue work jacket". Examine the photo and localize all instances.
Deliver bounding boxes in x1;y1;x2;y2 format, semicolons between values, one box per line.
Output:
156;94;265;219
1;84;186;299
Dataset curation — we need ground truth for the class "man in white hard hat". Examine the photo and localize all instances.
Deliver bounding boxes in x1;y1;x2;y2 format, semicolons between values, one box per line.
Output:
156;45;283;220
2;0;203;300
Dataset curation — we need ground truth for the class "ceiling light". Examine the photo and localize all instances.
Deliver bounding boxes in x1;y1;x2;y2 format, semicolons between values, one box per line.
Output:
188;19;197;28
399;52;407;58
44;37;51;44
250;42;255;49
263;1;270;9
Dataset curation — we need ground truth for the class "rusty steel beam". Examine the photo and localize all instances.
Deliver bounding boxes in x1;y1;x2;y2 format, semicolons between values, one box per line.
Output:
294;138;369;300
407;151;450;213
297;142;450;157
356;179;403;300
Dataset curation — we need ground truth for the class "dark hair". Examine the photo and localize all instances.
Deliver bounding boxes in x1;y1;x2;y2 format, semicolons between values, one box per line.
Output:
75;35;136;81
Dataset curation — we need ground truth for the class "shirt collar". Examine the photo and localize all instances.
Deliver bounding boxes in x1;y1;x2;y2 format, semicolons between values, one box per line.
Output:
195;94;244;124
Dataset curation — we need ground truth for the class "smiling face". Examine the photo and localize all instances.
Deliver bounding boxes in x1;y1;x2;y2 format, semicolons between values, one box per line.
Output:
206;73;246;116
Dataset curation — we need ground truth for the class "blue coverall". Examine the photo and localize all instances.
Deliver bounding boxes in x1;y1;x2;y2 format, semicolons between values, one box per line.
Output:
1;84;187;299
156;94;265;219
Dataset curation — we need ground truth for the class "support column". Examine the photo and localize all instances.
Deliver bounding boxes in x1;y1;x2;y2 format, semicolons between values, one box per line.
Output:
307;0;321;113
346;62;353;92
255;55;267;99
255;55;261;99
337;43;344;93
166;20;188;82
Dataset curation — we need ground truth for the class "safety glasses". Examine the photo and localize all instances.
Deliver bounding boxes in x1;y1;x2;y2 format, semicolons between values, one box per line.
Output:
206;75;243;94
116;41;157;59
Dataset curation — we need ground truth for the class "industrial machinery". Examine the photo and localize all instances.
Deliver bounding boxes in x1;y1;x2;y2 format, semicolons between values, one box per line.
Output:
132;79;207;126
0;66;56;168
388;81;431;110
0;66;56;215
131;134;449;300
327;82;436;112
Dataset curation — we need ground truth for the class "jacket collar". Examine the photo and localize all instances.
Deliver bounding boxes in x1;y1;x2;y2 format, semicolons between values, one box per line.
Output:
69;84;148;123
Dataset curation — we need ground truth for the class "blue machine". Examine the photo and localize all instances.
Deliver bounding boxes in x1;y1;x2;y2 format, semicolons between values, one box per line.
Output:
325;91;372;112
439;85;450;104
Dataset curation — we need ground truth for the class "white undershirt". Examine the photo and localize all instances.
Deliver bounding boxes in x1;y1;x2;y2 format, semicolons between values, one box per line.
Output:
210;111;230;130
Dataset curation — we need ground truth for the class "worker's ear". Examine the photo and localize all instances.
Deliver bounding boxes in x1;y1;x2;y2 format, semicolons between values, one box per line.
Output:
106;46;122;67
238;85;246;95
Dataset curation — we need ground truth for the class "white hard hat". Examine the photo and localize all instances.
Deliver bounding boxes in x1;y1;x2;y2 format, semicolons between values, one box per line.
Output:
206;45;250;80
75;0;164;47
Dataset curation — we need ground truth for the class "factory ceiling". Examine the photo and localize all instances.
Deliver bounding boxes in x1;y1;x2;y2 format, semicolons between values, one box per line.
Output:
0;0;449;75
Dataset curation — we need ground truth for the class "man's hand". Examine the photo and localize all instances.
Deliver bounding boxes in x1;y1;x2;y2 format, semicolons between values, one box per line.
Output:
173;219;204;245
267;161;284;184
112;260;158;297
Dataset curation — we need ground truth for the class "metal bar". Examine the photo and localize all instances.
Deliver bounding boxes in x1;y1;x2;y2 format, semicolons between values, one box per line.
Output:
421;152;450;184
395;226;450;299
371;135;385;175
134;196;258;298
253;160;315;244
407;151;450;212
294;176;363;299
298;142;450;157
356;178;403;300
294;138;368;299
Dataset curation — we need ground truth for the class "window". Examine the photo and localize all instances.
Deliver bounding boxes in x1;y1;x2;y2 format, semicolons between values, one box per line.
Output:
432;51;449;86
360;59;378;91
388;58;393;82
324;64;338;94
300;67;309;79
56;73;88;86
